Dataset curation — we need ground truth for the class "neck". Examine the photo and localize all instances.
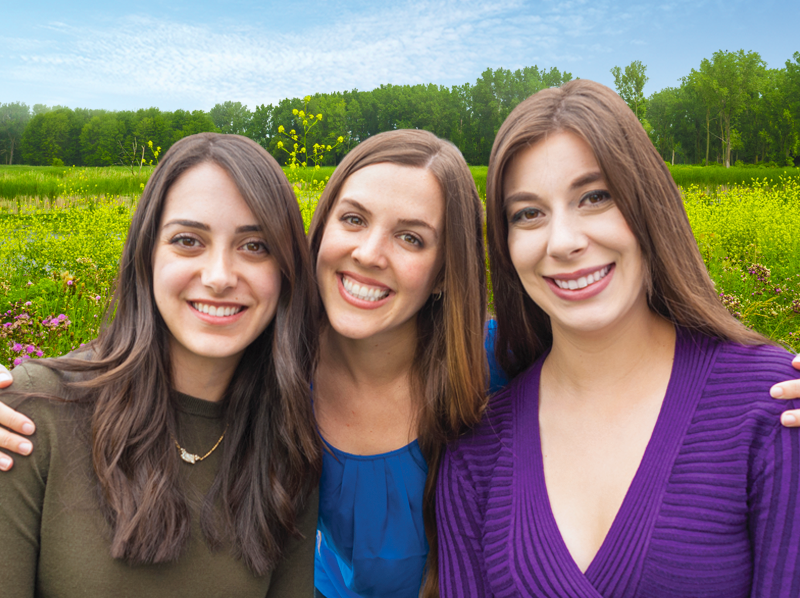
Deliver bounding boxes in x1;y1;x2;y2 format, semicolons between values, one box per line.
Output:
545;304;676;401
318;319;418;389
170;346;240;403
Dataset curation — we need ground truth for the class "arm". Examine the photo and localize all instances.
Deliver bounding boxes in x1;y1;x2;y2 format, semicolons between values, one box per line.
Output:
436;449;492;597
0;367;51;598
749;414;800;596
265;485;319;598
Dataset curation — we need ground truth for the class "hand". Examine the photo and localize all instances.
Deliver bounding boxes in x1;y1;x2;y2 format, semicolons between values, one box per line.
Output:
771;355;800;427
0;365;35;471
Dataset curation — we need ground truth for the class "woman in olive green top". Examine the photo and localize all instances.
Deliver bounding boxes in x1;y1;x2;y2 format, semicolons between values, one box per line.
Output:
0;133;320;597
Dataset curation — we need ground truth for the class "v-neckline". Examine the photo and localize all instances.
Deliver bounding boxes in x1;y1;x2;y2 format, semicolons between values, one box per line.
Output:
514;330;717;593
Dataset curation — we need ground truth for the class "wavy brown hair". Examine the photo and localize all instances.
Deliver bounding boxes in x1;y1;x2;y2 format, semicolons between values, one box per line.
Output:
307;129;487;597
32;133;321;575
486;79;766;379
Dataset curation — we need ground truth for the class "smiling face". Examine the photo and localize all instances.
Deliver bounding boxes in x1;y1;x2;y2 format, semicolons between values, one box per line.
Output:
152;161;282;371
316;162;445;343
504;131;649;338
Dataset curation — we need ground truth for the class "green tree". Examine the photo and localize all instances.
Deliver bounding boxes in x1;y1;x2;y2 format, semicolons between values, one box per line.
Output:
688;50;766;167
209;101;251;135
0;102;30;164
611;61;649;121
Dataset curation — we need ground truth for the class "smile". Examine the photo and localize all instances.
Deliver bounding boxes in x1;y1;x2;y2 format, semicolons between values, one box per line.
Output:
551;265;611;290
191;302;244;317
341;275;391;302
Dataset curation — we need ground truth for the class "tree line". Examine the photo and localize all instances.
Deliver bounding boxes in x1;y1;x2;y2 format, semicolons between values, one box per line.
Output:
1;49;798;168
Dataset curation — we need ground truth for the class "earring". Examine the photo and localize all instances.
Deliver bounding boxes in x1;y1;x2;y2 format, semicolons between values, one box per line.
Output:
433;290;443;301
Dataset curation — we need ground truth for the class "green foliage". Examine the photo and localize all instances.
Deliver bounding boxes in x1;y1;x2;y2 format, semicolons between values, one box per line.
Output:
276;96;344;210
0;196;132;366
684;179;800;349
209;101;252;136
611;61;649;121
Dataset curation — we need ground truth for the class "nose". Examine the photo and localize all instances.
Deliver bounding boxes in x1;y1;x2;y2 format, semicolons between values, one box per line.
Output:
351;228;389;269
546;208;588;260
201;247;237;293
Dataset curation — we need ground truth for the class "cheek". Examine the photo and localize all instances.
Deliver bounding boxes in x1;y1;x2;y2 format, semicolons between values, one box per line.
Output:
253;264;283;314
507;229;544;277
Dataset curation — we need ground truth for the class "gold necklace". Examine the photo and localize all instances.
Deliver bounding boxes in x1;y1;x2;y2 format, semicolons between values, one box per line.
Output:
172;426;228;464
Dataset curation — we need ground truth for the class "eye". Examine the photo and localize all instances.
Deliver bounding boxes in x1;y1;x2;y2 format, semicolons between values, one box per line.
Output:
509;207;542;224
342;214;366;227
580;190;612;207
241;240;269;254
170;234;201;249
398;232;423;247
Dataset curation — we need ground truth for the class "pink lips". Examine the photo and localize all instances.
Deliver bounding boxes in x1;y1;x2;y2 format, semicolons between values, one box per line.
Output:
545;263;615;301
189;301;248;325
337;272;393;310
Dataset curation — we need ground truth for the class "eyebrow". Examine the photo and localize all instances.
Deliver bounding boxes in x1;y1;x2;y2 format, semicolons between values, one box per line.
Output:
162;219;262;234
338;198;440;240
504;171;606;207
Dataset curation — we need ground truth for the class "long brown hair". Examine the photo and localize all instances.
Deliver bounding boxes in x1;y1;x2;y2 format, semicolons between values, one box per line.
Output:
307;129;487;597
486;79;765;379
34;133;321;575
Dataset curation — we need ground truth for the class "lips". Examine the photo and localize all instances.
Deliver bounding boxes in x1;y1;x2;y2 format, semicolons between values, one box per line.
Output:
340;274;391;302
550;265;611;290
190;302;244;317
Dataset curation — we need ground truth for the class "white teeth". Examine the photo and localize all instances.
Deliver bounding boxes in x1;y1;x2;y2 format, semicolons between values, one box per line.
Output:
192;302;243;317
553;266;610;290
342;276;390;302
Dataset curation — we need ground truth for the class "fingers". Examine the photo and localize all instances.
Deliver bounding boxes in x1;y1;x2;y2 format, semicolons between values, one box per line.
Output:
0;452;12;471
781;409;800;428
0;401;35;435
0;367;11;389
771;377;800;401
0;424;32;469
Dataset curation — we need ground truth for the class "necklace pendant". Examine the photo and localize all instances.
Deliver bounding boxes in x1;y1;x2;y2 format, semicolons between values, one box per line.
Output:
180;448;198;464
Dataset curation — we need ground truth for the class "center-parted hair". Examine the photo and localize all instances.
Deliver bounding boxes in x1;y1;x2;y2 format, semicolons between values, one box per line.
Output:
307;129;488;598
485;79;765;379
37;133;321;575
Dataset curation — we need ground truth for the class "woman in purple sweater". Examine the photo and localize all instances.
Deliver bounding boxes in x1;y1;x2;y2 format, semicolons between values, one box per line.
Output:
437;79;800;597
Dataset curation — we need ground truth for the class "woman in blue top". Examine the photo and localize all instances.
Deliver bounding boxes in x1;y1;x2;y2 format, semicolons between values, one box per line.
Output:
306;129;491;597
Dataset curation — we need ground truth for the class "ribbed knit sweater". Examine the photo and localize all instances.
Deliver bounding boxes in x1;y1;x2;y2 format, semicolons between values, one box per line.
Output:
437;330;800;597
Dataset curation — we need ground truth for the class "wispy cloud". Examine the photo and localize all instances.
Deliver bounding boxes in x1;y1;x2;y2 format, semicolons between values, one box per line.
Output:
2;0;649;109
4;0;784;110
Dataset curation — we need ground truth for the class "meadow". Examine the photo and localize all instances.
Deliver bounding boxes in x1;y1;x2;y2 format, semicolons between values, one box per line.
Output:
1;165;799;368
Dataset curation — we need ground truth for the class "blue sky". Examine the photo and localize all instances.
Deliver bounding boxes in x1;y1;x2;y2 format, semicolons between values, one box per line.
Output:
1;0;797;112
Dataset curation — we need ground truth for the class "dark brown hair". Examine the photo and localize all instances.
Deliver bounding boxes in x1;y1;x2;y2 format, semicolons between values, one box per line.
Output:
37;133;321;575
307;129;487;597
486;79;765;379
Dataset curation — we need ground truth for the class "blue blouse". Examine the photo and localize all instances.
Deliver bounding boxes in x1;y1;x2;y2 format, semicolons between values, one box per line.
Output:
315;321;508;597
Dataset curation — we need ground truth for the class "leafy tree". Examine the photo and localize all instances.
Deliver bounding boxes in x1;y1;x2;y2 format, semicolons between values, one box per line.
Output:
611;61;649;122
688;50;766;167
0;102;30;164
209;101;252;135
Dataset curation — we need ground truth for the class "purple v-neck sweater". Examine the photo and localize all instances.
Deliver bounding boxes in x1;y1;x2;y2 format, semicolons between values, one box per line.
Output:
437;330;800;597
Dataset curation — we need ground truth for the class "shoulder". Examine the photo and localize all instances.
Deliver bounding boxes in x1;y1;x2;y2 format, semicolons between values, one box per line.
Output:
442;373;522;498
692;338;800;448
1;360;67;410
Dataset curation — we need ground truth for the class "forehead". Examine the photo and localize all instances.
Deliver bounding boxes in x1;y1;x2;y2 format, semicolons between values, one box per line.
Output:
334;162;445;227
162;162;255;222
504;131;600;197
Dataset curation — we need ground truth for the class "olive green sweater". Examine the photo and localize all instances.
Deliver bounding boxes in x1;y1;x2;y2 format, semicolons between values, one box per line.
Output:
0;361;316;598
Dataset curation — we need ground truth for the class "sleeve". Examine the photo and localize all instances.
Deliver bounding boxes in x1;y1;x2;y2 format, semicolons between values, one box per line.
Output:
265;485;319;598
485;319;509;394
748;409;800;598
0;364;55;598
436;448;492;597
